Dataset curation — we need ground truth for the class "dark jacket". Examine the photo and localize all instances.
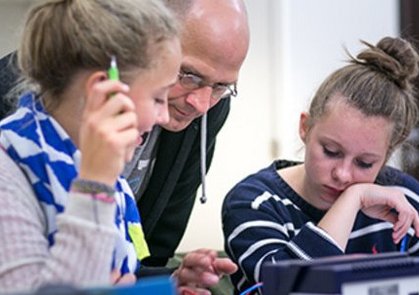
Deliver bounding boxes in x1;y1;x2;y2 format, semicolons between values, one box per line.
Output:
0;53;18;118
0;52;231;268
140;97;230;266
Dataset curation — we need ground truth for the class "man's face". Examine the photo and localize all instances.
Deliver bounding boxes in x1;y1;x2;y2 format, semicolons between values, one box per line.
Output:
161;48;239;132
160;1;249;132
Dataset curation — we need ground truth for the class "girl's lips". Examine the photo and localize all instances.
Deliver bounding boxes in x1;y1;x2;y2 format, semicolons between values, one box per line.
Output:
324;185;344;197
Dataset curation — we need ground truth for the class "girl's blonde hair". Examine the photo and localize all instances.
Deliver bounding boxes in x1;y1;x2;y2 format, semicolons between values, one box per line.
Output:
307;37;419;156
18;0;178;109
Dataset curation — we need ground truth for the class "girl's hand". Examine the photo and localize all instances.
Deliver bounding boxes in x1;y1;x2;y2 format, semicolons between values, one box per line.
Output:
319;183;419;250
79;79;138;186
110;269;136;285
356;184;419;243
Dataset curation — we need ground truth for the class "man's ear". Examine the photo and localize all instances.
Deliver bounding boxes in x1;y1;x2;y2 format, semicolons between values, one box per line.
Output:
299;112;310;143
85;71;107;97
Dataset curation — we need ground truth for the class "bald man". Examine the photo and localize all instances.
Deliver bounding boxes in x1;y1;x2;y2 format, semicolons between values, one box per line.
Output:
123;0;250;270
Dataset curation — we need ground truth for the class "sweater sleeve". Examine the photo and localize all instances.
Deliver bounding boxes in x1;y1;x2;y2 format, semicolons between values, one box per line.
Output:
222;179;342;293
380;166;419;255
0;149;118;293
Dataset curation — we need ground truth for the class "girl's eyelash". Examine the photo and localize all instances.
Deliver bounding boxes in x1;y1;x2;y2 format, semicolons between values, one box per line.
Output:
323;146;339;157
356;159;373;169
323;145;374;169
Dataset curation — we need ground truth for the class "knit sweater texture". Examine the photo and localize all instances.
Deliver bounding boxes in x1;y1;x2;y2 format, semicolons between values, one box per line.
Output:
0;148;118;292
222;160;419;294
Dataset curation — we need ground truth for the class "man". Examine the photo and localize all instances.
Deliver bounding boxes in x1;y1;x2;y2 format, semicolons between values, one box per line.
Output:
128;0;250;268
0;0;250;290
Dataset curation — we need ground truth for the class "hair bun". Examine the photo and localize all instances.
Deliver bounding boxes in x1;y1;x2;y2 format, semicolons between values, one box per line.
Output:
356;37;419;89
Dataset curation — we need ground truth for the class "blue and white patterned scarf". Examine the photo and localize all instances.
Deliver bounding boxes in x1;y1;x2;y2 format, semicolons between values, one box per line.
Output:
0;92;149;275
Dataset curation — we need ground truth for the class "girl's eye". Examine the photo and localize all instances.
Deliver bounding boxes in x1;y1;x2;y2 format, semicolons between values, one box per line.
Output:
154;98;165;105
355;159;373;169
323;146;340;158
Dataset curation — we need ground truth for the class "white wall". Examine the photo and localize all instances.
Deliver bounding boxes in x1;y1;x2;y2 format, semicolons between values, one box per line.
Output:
0;0;400;253
0;2;30;57
177;0;399;252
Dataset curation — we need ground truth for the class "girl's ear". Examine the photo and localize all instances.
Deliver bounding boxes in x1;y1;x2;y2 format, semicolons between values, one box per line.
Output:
85;71;107;97
299;112;310;143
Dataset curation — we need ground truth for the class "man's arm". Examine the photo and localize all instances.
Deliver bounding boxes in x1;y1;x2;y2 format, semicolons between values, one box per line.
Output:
140;97;231;267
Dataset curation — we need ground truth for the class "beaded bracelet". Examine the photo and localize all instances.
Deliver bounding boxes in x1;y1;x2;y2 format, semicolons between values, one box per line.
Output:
91;193;115;204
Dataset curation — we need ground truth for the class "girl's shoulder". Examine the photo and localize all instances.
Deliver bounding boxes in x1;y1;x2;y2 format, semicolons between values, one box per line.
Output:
376;165;419;194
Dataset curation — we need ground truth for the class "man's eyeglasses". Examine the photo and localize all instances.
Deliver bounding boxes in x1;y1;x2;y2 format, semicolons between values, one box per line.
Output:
177;70;238;100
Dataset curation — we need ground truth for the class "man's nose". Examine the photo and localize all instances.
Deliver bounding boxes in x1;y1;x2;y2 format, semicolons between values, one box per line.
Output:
185;86;213;114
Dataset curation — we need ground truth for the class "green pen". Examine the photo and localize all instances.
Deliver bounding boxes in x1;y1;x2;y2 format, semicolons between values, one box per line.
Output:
108;55;119;81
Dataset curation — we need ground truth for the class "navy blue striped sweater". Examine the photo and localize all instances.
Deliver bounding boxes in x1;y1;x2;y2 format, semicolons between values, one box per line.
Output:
222;160;419;294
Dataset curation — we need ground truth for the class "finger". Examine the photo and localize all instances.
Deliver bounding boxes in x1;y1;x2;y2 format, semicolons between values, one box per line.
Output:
175;264;220;287
115;273;136;285
116;128;141;163
178;286;211;295
110;269;121;284
101;110;138;134
174;265;200;285
193;249;218;256
378;210;398;225
413;212;419;237
393;229;406;244
85;80;129;113
393;210;408;233
213;258;238;275
89;117;139;153
393;213;412;243
97;93;136;119
182;251;216;269
177;267;220;287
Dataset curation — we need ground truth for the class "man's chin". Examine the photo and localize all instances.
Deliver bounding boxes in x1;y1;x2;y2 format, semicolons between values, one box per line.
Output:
160;119;193;132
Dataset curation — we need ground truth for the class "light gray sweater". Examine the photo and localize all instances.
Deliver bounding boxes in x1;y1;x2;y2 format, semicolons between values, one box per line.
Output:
0;148;118;292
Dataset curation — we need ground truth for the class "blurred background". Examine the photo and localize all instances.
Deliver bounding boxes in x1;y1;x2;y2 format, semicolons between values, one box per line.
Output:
0;0;417;253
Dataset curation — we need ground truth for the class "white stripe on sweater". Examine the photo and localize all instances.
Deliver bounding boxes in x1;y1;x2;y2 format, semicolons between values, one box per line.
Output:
349;222;393;239
254;249;277;282
227;220;290;259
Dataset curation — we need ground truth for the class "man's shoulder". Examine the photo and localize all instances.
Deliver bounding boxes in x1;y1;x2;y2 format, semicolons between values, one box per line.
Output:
0;52;19;119
0;52;18;94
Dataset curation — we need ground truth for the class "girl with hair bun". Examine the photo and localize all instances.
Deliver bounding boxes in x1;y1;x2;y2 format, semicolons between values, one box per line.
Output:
0;0;181;291
222;36;419;294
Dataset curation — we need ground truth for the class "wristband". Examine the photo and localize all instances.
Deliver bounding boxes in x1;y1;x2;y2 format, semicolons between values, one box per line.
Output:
71;178;115;198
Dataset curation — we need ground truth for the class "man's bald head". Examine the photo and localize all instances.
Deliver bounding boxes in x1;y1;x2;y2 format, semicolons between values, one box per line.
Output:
161;0;250;132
